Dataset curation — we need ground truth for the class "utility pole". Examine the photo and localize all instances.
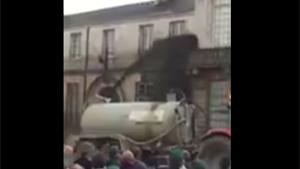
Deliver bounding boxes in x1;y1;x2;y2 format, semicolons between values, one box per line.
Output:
103;33;109;83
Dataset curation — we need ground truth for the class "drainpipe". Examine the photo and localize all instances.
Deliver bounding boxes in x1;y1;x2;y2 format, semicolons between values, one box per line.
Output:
103;37;109;83
83;26;90;103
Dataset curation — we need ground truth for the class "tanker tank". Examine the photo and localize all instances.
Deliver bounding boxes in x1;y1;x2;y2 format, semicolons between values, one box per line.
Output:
80;102;197;146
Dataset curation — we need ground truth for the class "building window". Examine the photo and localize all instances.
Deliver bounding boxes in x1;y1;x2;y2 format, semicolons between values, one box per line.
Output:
209;80;230;112
135;82;153;101
209;80;231;128
69;33;82;59
139;24;153;55
65;83;80;129
169;20;186;36
102;29;115;60
212;0;231;47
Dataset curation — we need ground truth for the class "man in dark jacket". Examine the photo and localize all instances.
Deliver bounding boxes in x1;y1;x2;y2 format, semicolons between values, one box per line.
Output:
121;150;147;169
183;150;192;169
92;151;106;169
219;157;230;169
107;145;121;167
131;146;149;167
74;152;93;169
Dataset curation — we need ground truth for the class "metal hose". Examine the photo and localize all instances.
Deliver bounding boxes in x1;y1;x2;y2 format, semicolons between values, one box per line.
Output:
122;119;186;146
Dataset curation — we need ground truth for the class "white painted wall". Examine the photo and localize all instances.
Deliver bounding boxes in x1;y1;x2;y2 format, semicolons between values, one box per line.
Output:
192;0;214;48
120;73;141;101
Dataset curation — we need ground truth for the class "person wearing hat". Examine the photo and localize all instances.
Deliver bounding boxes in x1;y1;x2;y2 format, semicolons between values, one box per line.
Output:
191;159;207;169
169;148;185;169
189;151;207;169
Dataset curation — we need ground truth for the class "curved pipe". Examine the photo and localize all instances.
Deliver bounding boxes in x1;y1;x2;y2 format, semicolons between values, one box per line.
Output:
122;119;186;146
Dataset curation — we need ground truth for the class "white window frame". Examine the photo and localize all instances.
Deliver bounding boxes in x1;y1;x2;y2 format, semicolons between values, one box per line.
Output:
209;80;230;112
135;82;153;101
169;20;186;37
212;0;231;47
102;29;115;59
69;33;82;59
139;24;154;55
65;82;80;128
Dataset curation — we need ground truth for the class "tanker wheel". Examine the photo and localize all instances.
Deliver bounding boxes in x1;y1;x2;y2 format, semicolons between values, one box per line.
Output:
198;135;231;169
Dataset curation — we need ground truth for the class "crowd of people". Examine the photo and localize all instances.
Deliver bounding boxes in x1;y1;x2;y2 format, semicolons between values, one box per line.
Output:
64;142;212;169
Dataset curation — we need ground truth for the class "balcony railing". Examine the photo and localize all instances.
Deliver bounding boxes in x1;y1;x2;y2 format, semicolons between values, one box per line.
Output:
64;57;104;73
63;48;230;73
188;47;231;68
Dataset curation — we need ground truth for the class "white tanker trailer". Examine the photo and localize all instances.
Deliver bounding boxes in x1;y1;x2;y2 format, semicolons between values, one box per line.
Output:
79;101;202;147
76;101;230;169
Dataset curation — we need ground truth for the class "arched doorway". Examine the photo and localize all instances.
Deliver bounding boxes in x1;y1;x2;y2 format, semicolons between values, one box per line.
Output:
85;76;125;106
97;86;120;102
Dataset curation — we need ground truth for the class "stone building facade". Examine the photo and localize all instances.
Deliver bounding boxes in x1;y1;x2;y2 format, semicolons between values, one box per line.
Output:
64;0;231;136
